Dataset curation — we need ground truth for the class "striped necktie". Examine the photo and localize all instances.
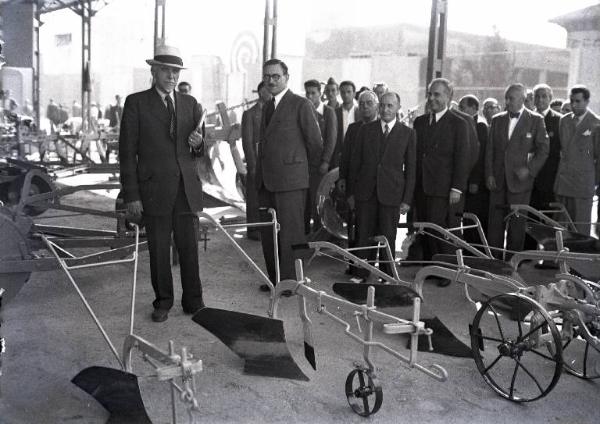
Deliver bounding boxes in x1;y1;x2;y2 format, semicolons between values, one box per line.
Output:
165;94;176;140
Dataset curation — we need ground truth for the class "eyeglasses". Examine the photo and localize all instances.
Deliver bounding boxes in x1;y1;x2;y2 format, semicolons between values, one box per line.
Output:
262;73;283;82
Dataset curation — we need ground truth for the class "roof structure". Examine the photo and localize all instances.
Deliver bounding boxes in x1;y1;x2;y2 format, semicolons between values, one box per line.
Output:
550;3;600;31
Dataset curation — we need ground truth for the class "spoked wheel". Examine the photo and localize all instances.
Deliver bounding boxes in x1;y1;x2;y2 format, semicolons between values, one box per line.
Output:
560;325;600;380
345;367;383;417
470;293;563;402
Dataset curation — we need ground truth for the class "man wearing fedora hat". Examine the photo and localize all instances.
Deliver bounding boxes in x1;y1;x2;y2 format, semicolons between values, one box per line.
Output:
119;45;206;322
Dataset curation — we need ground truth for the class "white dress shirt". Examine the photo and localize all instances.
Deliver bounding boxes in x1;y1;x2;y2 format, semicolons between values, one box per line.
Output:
342;104;357;137
508;107;524;139
155;86;176;112
273;87;289;109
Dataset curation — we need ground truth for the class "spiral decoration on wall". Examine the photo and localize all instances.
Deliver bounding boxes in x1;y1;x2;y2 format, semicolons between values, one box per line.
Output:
230;31;260;73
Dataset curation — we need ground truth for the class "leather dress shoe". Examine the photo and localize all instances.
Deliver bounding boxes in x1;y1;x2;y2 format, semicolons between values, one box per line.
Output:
151;308;169;322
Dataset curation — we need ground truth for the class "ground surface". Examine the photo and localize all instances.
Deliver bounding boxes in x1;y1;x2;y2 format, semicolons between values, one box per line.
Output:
1;179;599;424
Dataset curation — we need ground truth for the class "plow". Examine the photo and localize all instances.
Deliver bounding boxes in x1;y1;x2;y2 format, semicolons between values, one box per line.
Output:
1;140;600;420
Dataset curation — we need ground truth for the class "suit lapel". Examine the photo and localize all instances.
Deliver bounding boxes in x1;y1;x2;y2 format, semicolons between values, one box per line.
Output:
265;89;292;138
148;88;171;128
509;110;528;143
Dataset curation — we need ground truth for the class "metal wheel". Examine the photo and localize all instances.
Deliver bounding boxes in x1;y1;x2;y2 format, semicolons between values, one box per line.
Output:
8;172;54;216
470;293;563;402
345;367;383;417
560;322;600;380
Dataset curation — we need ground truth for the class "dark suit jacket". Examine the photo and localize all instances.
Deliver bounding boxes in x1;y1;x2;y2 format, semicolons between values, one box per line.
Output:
256;89;323;192
312;104;337;168
414;110;470;196
241;102;262;174
119;88;204;216
331;105;359;168
340;120;364;185
467;115;489;187
485;108;549;193
534;108;562;193
451;108;480;178
554;110;600;198
351;120;416;207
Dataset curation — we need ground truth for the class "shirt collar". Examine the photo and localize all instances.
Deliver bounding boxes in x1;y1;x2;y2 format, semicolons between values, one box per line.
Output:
155;85;174;101
435;107;448;122
575;109;589;122
510;107;525;118
381;118;396;132
273;87;289;109
538;107;550;117
315;101;324;115
342;102;356;112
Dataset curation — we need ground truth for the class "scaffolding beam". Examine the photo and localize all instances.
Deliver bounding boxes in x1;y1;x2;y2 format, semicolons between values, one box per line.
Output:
426;0;448;86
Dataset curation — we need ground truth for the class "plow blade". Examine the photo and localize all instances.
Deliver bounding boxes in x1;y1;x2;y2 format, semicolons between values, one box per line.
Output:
332;282;418;308
409;317;473;358
193;307;309;381
72;366;151;424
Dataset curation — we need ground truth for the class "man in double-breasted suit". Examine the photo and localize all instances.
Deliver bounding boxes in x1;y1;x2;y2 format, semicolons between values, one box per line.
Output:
554;85;600;235
304;79;337;234
119;45;205;322
256;59;323;288
241;81;272;240
413;78;470;261
349;92;416;278
531;84;562;211
486;83;549;256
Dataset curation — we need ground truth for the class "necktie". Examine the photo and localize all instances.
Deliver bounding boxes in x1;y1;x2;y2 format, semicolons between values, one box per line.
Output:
165;94;176;140
383;123;390;138
264;97;275;127
509;111;520;119
429;113;436;126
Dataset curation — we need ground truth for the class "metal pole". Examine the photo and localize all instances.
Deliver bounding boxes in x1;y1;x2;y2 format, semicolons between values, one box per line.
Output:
262;0;270;63
154;0;166;53
271;0;278;59
80;0;92;133
33;2;41;129
425;0;448;87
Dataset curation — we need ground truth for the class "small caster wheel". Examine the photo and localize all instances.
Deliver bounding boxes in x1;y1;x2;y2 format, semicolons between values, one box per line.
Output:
345;367;383;417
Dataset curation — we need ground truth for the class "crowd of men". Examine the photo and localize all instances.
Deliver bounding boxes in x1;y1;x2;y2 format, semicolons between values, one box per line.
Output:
117;46;599;321
242;59;600;288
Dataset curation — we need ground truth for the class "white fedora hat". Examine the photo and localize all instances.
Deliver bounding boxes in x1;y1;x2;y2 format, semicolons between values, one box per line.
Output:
146;44;186;69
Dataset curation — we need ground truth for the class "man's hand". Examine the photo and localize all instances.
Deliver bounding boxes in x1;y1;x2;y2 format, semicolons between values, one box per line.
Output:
126;200;144;218
515;167;530;181
449;190;461;205
347;195;355;210
319;161;329;176
469;183;479;194
188;129;204;150
399;202;410;214
337;178;346;193
487;176;497;191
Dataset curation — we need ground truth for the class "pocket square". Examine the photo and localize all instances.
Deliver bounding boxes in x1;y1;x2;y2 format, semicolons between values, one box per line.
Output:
526;132;532;138
583;129;592;136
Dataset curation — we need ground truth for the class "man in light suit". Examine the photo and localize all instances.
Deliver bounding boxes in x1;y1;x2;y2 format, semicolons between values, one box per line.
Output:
256;59;323;289
486;83;549;257
348;92;416;278
413;78;470;261
241;81;272;240
119;45;205;322
554;85;600;235
304;79;337;234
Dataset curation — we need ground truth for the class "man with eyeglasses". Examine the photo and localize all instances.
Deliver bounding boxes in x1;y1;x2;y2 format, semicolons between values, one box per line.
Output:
256;59;323;291
119;45;206;322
